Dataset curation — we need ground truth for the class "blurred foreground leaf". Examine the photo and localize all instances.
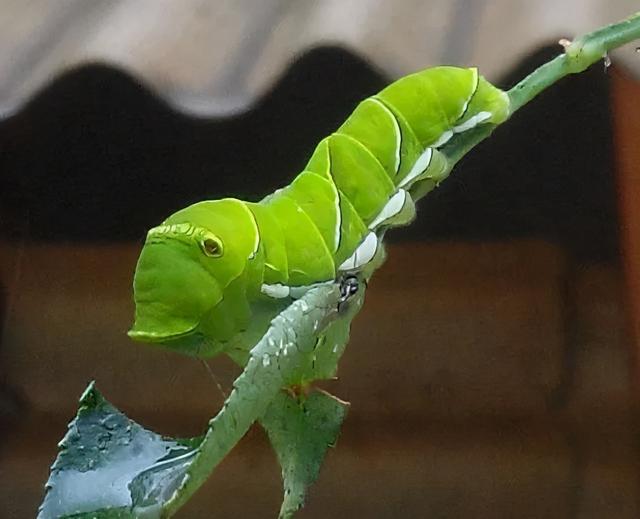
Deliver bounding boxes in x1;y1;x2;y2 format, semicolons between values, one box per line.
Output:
37;382;200;519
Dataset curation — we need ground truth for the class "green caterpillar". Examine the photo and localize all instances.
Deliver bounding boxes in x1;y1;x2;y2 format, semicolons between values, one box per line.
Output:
128;66;510;358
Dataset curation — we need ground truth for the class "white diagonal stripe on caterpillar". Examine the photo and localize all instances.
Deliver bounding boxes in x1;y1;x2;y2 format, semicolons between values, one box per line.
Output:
399;147;432;188
368;189;409;229
368;97;402;175
338;231;379;271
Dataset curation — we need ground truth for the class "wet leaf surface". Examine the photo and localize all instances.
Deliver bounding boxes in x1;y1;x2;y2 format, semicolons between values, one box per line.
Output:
38;382;199;519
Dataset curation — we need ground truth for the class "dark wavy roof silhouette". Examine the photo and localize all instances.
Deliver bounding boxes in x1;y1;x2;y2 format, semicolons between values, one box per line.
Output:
0;45;617;261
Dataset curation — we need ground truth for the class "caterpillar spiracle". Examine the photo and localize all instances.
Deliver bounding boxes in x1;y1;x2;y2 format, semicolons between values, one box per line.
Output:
128;66;510;358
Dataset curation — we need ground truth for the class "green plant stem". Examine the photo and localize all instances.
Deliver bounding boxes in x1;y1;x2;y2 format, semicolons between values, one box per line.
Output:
445;11;640;167
158;11;640;518
509;11;640;111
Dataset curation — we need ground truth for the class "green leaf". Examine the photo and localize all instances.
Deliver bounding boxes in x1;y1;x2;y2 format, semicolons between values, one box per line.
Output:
260;390;349;519
161;281;352;515
38;381;200;519
39;281;364;518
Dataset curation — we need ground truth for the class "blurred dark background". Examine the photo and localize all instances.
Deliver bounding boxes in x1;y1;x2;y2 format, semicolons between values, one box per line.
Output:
1;9;640;518
0;46;620;260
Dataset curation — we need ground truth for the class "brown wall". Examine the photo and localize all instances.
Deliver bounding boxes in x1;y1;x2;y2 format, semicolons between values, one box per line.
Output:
0;238;637;518
613;68;640;376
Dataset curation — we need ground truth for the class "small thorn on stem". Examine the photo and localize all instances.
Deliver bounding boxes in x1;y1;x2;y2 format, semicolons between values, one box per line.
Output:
559;38;573;49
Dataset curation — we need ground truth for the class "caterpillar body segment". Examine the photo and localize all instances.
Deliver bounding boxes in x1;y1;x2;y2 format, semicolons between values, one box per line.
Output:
129;66;510;357
258;189;336;285
240;201;288;285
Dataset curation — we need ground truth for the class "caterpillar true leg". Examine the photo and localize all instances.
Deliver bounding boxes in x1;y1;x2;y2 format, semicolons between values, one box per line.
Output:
339;274;360;303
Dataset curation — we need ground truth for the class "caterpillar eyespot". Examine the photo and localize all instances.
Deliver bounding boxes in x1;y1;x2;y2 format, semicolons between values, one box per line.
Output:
200;236;223;258
130;66;511;354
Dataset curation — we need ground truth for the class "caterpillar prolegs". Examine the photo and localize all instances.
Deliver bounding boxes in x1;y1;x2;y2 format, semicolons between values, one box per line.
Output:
129;66;510;357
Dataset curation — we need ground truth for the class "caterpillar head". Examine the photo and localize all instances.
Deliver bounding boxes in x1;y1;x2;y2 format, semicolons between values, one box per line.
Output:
128;199;260;356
